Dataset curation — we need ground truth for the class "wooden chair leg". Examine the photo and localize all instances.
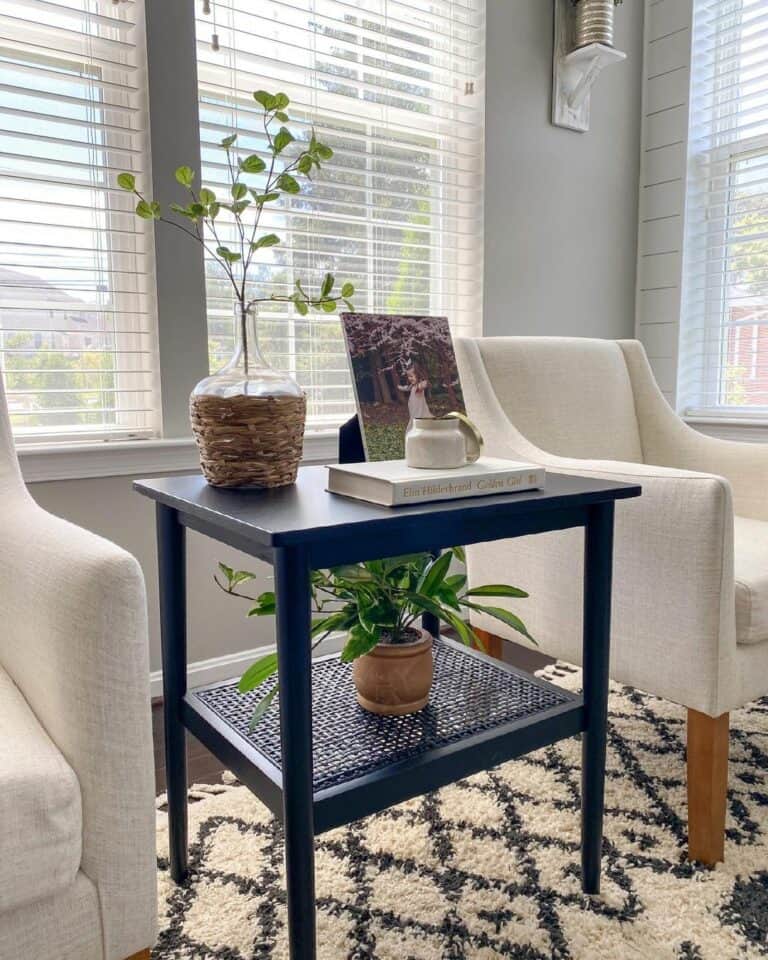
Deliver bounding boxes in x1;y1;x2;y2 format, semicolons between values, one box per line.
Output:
472;627;504;661
687;708;729;865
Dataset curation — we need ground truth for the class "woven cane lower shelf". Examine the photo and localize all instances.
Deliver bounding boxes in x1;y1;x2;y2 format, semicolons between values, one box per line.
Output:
190;639;579;794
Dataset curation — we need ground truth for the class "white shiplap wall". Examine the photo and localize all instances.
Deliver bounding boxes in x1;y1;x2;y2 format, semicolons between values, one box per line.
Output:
635;0;694;407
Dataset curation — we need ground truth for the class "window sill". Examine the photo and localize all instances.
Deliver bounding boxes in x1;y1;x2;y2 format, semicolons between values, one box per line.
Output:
685;416;768;443
17;430;340;483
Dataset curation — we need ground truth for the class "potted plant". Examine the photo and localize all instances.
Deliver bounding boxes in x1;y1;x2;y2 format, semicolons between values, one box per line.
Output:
117;90;354;489
216;547;534;725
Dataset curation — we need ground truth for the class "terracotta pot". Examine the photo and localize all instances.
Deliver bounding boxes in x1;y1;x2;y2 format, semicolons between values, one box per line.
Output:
353;630;434;716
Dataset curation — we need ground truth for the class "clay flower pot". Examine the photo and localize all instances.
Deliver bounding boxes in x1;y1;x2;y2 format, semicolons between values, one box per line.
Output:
353;629;434;716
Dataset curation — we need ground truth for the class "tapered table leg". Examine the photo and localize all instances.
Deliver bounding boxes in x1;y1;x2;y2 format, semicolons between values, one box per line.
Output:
581;501;615;894
157;504;189;883
275;545;316;959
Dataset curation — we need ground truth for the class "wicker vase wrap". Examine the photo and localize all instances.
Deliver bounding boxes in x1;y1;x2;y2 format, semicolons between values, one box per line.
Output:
190;392;306;488
573;0;615;48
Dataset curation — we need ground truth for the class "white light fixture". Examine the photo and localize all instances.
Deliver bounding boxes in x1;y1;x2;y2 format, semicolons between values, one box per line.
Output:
552;0;626;133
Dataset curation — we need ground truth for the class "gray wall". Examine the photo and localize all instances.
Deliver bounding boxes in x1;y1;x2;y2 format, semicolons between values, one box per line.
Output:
483;0;643;340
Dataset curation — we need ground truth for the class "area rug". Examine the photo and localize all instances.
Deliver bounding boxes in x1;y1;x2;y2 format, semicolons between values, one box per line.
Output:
154;664;768;959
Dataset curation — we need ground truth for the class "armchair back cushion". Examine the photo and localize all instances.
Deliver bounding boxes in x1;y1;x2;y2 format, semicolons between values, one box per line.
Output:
473;337;644;462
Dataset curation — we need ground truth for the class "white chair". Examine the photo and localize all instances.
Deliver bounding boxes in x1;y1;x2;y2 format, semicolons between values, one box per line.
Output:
455;336;768;865
0;372;156;960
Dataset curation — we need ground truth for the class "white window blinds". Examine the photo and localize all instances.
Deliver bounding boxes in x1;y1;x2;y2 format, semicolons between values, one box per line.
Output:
0;0;159;443
680;0;768;417
196;0;485;427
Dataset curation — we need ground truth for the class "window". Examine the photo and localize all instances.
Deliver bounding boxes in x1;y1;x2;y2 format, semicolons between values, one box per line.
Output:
0;0;159;443
195;0;485;427
679;0;768;418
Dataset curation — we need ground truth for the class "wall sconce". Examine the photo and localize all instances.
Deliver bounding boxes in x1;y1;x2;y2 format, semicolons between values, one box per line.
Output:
552;0;626;133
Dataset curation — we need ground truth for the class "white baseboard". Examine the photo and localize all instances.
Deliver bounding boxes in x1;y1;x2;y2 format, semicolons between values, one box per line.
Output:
150;632;347;700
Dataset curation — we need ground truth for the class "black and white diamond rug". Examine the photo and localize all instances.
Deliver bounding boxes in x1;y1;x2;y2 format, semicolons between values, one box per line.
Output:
154;665;768;959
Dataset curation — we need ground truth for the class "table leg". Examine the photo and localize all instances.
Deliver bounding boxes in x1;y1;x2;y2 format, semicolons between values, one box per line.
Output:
581;501;614;894
275;545;316;959
157;504;189;883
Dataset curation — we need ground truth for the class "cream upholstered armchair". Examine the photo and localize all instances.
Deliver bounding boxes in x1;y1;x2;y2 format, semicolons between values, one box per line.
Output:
455;336;768;866
0;373;156;960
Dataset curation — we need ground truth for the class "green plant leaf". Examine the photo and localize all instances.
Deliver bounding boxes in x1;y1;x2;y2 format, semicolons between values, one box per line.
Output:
253;90;276;110
174;165;194;187
251;233;280;250
459;601;536;643
274;110;289;122
315;143;333;160
277;172;300;194
231;182;247;200
297;154;313;175
209;202;220;219
311;611;351;638
240;154;266;174
238;652;277;693
216;245;241;263
444;573;467;592
217;561;234;583
273;92;290;110
343;299;354;312
293;296;308;316
274;126;295;154
117;172;136;191
199;187;216;204
452;545;466;564
169;202;189;217
247;591;276;616
320;299;336;313
249;685;279;730
220;133;237;148
340;624;380;663
464;584;529;599
230;570;257;588
417;551;452;596
321;273;334;297
341;282;355;298
135;199;158;219
251;190;280;204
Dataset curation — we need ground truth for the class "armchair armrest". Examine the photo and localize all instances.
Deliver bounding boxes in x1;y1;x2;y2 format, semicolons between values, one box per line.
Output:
0;499;156;960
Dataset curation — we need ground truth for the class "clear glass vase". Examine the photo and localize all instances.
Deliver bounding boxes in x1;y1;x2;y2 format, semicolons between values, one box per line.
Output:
192;302;303;400
190;303;306;489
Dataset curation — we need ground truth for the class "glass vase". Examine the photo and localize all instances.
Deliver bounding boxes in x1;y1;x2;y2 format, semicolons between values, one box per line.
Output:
190;303;306;488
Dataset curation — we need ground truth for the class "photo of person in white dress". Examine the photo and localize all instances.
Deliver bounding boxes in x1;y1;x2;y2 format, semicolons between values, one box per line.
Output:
398;364;433;429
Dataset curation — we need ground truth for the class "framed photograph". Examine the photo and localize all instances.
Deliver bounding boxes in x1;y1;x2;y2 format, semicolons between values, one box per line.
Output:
340;313;467;461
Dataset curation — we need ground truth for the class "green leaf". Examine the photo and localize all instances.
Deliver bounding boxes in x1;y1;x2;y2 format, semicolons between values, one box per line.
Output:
189;202;205;217
174;165;194;188
331;564;373;582
209;202;220;219
230;570;257;588
249;685;279;730
277;172;300;194
417;551;452;596
340;624;380;663
293;297;308;316
343;299;354;312
274;126;295;154
216;245;241;263
247;591;276;616
315;143;333;160
240;154;266;174
444;573;467;592
320;299;336;313
459;601;536;644
220;133;237;148
231;182;247;200
217;561;234;583
117;172;136;191
274;110;289;122
253;90;276;110
199;187;216;204
297;154;313;175
341;282;355;298
273;92;290;110
452;545;466;564
311;611;350;638
321;273;334;297
135;199;157;219
251;233;280;250
251;190;280;204
169;202;189;216
464;584;529;599
238;653;277;693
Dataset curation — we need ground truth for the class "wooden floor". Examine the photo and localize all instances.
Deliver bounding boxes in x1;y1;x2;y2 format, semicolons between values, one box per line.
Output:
152;637;553;790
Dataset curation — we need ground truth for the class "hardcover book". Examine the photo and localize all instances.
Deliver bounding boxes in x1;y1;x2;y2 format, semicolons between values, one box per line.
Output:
327;457;546;507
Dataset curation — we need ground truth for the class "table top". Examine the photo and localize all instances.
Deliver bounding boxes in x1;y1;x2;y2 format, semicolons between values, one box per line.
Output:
135;465;640;553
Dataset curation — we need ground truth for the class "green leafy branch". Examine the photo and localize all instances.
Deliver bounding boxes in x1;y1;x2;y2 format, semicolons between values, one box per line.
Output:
117;89;354;326
215;550;534;727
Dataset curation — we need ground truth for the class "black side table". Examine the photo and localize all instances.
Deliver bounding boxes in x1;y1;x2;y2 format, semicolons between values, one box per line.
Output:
136;467;640;960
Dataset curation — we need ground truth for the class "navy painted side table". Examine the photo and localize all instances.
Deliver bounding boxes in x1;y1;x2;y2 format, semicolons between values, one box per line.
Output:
135;467;641;960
